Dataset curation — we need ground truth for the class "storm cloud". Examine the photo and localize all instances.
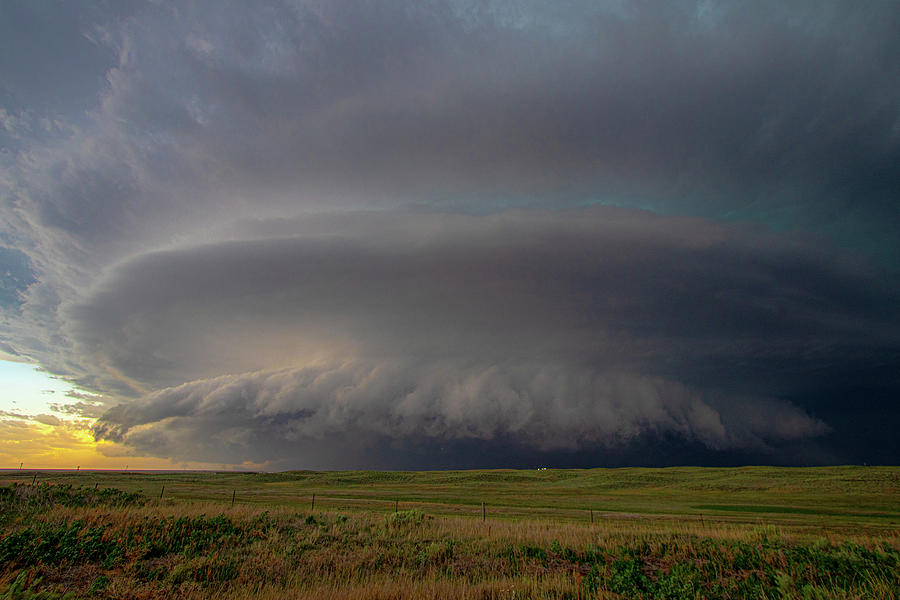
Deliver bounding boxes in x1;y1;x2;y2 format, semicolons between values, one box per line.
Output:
83;208;888;466
1;1;898;467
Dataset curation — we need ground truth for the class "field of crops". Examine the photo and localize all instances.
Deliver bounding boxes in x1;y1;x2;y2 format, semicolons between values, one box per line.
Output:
0;467;897;599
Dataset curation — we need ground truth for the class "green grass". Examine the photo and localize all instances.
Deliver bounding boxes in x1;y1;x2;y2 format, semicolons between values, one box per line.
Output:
695;504;900;519
0;467;898;598
4;466;897;529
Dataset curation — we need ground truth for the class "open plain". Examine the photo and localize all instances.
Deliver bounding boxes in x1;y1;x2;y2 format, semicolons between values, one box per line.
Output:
0;467;898;599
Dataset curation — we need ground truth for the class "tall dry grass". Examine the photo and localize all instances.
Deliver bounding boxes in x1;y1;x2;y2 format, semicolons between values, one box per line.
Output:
2;486;898;599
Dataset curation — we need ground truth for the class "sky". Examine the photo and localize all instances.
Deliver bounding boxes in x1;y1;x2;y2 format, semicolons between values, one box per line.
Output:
0;0;898;470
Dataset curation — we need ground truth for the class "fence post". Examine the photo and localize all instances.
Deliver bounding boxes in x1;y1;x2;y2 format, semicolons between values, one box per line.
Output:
590;508;593;524
231;489;236;508
311;493;315;511
31;474;37;485
159;485;165;500
395;499;399;513
482;502;486;522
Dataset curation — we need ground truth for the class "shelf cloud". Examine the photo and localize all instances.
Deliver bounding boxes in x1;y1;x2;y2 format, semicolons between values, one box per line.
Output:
84;208;882;466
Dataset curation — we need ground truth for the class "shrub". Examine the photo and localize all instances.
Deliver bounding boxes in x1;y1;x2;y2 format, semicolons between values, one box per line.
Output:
385;510;426;528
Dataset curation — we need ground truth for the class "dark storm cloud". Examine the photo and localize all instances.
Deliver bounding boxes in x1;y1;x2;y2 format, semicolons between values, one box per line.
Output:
1;1;899;466
5;1;899;250
73;209;899;382
0;2;119;139
93;362;831;469
88;207;898;465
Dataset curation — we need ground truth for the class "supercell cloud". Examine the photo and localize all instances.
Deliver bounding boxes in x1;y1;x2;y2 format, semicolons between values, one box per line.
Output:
1;1;899;468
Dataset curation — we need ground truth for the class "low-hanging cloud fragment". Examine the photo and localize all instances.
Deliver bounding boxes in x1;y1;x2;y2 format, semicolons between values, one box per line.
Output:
94;359;828;467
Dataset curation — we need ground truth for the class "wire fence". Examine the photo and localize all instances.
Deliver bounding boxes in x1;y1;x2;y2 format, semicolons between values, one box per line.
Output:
1;470;698;525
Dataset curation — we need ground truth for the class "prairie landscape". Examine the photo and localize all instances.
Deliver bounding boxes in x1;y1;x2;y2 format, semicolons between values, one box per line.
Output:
3;3;900;599
1;467;898;599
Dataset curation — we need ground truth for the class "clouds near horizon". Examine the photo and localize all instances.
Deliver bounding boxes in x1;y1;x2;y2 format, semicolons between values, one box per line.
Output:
1;1;898;467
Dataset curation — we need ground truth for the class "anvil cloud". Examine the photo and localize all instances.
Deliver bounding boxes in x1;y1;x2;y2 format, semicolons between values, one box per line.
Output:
1;1;898;468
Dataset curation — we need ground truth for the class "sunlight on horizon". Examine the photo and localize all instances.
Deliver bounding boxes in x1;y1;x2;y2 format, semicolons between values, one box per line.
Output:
0;360;251;470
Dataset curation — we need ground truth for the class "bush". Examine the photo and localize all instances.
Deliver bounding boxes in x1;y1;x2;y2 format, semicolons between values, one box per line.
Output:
609;557;651;597
385;510;426;527
0;523;122;568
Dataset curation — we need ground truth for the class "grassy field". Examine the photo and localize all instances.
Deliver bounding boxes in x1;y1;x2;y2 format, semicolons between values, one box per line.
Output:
0;467;897;598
